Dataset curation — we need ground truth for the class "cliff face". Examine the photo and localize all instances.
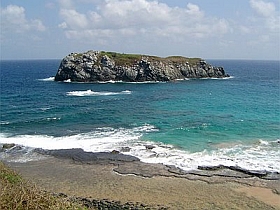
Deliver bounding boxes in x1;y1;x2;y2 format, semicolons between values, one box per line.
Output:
54;50;229;82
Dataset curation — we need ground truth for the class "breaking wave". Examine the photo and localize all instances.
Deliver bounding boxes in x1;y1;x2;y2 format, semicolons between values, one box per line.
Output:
66;90;132;97
38;77;55;81
0;129;279;173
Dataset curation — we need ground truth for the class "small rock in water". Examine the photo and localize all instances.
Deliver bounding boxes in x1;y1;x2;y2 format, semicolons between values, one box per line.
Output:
2;143;16;149
121;147;131;152
111;150;120;154
145;145;155;150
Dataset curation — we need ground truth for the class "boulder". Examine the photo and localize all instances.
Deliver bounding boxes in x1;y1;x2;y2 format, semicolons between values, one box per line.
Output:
2;143;16;149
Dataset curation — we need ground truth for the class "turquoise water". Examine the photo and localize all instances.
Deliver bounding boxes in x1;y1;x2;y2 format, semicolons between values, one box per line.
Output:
0;59;279;171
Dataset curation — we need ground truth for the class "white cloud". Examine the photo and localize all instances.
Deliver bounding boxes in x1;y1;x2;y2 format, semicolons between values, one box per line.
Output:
250;0;275;17
58;22;68;29
60;9;89;29
58;0;229;41
185;3;203;18
31;19;46;32
1;5;46;33
249;0;279;31
58;0;74;9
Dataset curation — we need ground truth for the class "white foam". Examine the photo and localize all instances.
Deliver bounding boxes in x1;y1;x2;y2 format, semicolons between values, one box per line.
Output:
38;77;55;81
0;125;156;152
66;90;132;97
46;117;61;121
64;79;71;83
97;80;119;84
0;146;48;163
133;140;280;172
200;76;235;80
0;130;279;172
39;107;51;111
102;80;165;84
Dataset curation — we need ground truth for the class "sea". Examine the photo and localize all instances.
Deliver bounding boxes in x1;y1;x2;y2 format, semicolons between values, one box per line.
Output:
0;59;279;173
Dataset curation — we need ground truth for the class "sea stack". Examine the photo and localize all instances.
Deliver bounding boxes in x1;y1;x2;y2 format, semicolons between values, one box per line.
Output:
54;50;229;82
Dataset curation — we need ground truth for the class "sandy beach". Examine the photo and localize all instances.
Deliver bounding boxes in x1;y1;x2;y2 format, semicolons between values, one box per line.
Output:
5;151;280;210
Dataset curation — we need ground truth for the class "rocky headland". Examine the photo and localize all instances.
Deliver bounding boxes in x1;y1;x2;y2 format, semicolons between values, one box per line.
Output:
54;50;229;82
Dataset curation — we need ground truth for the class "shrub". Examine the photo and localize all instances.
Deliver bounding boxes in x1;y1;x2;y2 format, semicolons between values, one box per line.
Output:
0;161;87;210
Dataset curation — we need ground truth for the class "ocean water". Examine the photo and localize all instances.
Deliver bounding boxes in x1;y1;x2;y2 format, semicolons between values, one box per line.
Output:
0;59;279;172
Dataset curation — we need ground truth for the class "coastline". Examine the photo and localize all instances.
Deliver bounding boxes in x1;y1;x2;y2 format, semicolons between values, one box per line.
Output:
3;149;280;210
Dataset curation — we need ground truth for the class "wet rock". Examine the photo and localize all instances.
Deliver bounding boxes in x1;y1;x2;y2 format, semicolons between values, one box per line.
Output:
197;165;280;180
2;143;16;150
34;148;140;163
111;150;120;154
120;147;131;152
71;197;168;210
145;145;156;150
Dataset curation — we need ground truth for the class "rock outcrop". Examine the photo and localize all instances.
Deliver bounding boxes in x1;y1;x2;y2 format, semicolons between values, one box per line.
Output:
55;50;229;82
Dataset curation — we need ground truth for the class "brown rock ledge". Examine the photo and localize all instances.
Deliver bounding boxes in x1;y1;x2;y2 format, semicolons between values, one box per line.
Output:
5;154;280;210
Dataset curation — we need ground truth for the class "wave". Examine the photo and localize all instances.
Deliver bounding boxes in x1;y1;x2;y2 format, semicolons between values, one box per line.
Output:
134;139;280;173
176;78;189;81
200;76;235;80
66;90;132;97
0;129;279;173
63;79;71;83
97;80;163;84
46;117;61;121
38;77;55;81
39;107;52;111
0;125;156;162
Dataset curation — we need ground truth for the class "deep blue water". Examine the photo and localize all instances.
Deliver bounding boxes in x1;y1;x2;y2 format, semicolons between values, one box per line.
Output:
0;59;279;172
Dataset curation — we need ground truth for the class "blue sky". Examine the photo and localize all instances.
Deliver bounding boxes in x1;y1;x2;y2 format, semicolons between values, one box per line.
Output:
1;0;279;60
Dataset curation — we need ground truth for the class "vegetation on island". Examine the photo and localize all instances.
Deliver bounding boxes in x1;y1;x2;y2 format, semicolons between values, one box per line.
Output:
99;51;202;66
70;50;202;67
100;51;142;66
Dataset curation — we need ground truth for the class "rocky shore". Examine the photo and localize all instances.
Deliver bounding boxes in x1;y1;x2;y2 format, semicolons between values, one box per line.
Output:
54;50;229;82
33;148;280;181
2;145;279;209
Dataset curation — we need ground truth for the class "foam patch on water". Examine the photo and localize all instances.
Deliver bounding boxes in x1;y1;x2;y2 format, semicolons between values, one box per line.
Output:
200;76;235;80
38;77;55;81
125;139;280;173
0;130;279;173
0;125;156;153
66;90;132;97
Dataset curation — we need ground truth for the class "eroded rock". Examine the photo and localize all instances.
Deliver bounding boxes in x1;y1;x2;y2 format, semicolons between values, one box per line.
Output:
55;51;230;82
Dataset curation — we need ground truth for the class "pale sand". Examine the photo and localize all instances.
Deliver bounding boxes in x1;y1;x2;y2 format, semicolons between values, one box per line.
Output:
7;157;280;210
236;186;280;208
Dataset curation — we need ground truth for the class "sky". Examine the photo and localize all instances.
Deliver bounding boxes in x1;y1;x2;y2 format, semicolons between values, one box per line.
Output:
1;0;279;60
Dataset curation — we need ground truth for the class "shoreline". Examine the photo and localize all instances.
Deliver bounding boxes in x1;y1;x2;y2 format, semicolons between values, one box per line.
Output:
2;148;280;209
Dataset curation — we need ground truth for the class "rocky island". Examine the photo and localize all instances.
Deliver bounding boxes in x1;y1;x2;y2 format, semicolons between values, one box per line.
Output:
54;50;229;82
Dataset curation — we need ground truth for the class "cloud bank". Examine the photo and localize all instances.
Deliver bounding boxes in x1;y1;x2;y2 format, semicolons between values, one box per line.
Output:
0;0;279;60
1;5;46;33
58;0;229;42
250;0;279;31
